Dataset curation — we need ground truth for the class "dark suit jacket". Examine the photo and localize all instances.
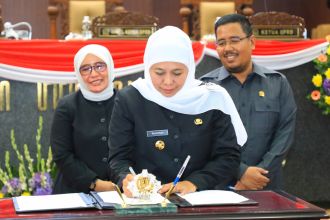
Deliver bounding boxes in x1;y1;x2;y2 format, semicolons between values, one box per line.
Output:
51;90;115;194
200;63;297;189
108;86;241;190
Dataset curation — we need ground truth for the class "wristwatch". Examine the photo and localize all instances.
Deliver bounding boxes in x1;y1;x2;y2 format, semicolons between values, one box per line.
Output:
90;178;98;191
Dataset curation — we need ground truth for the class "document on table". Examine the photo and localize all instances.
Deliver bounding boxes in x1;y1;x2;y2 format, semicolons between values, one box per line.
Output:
96;191;169;206
13;191;171;213
177;190;249;206
13;193;95;213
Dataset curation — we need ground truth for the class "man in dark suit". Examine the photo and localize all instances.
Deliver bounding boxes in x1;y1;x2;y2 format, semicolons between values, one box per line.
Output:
200;14;297;190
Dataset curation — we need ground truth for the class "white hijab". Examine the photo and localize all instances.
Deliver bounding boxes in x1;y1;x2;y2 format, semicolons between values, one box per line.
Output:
74;44;115;101
132;26;247;146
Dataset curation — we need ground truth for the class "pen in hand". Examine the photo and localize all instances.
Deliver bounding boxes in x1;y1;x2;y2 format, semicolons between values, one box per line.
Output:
129;166;136;176
162;155;191;205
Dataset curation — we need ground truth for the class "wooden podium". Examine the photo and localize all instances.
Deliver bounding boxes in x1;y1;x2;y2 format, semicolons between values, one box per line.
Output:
0;190;328;219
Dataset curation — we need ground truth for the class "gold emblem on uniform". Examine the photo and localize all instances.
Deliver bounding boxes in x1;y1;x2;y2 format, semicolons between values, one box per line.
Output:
194;118;203;125
155;140;165;150
258;90;265;97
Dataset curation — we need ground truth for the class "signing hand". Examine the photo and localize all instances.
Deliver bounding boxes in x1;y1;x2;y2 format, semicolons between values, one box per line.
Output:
158;180;197;196
122;174;134;197
239;166;270;190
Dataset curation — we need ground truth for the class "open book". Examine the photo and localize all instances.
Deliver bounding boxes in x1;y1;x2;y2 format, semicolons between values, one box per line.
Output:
13;191;173;213
13;190;256;213
93;191;168;207
13;193;97;213
168;190;258;207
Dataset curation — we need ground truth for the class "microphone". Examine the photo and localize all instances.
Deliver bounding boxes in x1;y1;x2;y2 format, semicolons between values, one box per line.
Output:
2;21;32;39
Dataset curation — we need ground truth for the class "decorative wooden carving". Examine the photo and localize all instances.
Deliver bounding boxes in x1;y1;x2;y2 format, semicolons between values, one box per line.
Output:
93;11;159;27
92;11;159;38
248;11;306;39
248;11;305;26
47;0;124;39
180;0;254;40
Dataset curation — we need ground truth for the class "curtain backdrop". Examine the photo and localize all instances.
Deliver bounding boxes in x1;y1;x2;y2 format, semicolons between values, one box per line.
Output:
0;39;328;83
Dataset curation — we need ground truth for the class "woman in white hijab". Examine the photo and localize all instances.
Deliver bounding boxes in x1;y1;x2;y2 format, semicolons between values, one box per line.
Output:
109;26;247;196
51;44;116;194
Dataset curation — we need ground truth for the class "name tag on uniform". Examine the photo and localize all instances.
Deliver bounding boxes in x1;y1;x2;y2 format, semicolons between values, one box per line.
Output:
146;129;168;137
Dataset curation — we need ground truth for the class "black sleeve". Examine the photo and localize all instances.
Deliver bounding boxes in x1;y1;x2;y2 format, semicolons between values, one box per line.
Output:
108;91;133;186
50;98;97;193
185;112;241;190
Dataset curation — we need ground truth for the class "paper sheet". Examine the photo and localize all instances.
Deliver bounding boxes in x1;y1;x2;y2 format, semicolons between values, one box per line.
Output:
178;190;249;205
14;193;89;212
97;191;168;205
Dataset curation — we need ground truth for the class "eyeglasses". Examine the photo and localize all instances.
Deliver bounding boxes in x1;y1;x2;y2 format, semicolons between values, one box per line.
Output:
215;35;251;48
79;62;107;76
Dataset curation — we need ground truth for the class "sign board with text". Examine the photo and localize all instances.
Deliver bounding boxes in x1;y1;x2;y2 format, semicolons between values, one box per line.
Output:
252;25;303;40
95;25;157;39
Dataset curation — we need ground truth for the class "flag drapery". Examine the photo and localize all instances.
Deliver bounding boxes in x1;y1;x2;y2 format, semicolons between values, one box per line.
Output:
0;39;327;83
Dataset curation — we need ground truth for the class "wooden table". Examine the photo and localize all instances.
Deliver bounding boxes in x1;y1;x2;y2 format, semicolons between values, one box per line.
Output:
0;190;328;219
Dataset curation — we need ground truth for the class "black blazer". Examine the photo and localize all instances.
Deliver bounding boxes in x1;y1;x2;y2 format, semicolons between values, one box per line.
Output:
51;90;115;194
108;86;240;190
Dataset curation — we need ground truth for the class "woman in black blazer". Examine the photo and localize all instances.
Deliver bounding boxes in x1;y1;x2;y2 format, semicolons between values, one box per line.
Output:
108;26;247;197
51;44;116;194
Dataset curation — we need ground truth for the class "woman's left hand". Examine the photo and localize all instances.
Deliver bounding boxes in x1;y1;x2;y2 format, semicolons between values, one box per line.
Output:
94;180;115;192
158;180;197;195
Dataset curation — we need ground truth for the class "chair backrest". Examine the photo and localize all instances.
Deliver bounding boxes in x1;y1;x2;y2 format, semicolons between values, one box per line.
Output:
179;0;254;40
312;24;330;39
199;2;235;37
48;0;124;39
68;0;106;34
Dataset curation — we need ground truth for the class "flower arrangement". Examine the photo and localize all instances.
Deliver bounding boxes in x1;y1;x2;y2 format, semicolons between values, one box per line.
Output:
0;116;56;198
308;36;330;115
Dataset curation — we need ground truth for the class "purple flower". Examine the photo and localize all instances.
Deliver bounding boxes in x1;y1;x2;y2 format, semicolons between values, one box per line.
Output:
323;78;330;96
34;186;52;196
1;172;53;197
2;178;23;196
9;178;21;189
34;173;42;183
29;172;53;195
1;185;8;195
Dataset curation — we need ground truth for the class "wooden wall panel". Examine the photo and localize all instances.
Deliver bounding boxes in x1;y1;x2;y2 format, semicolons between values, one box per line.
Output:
0;0;49;39
0;0;329;39
153;0;181;28
123;0;153;15
252;0;330;38
124;0;181;28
